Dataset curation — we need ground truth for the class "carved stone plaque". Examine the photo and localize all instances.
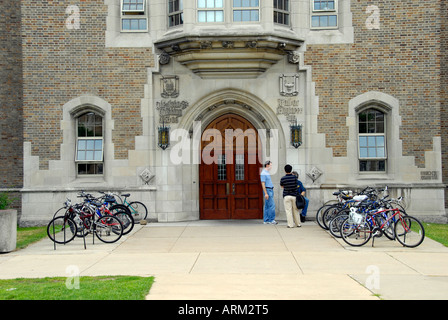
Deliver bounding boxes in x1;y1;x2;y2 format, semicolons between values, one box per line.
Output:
161;75;179;98
140;168;155;185
276;98;303;123
279;74;299;96
156;100;189;124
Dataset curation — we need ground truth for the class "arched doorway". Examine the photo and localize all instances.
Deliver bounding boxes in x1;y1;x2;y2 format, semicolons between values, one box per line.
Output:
199;113;263;219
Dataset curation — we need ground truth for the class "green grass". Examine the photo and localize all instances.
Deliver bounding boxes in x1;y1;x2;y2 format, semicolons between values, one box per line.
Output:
0;276;154;300
423;222;448;247
16;226;50;250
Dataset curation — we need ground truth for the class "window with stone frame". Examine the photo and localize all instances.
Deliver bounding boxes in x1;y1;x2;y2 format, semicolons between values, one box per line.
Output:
196;0;260;23
169;0;183;27
311;0;337;29
198;0;224;22
121;0;148;32
233;0;259;22
358;108;387;172
274;0;290;25
76;112;104;175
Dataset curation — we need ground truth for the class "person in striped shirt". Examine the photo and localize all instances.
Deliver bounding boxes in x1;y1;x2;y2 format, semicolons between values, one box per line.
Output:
280;164;302;228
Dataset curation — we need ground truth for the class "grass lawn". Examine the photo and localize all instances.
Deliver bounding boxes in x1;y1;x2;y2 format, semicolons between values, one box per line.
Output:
423;222;448;247
16;226;50;250
0;276;154;300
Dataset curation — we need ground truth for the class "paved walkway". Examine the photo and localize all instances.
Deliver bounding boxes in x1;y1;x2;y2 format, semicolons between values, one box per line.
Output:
0;219;447;300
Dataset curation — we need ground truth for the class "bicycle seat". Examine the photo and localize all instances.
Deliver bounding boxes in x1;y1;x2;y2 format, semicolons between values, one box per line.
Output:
122;193;131;197
104;196;115;203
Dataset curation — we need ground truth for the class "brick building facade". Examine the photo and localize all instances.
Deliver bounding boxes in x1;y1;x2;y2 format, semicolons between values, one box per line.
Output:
1;0;447;225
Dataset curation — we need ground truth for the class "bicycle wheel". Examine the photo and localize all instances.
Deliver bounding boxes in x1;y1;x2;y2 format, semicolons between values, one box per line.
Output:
322;205;341;230
109;205;134;235
316;204;337;230
128;201;148;220
94;215;123;243
340;217;372;247
328;213;348;238
47;216;77;244
394;215;425;248
113;210;134;235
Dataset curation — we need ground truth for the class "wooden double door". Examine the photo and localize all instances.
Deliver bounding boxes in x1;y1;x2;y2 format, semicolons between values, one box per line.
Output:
200;114;263;220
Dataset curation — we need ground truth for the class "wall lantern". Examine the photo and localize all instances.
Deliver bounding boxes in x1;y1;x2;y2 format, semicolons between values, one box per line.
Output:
290;122;302;148
158;122;170;150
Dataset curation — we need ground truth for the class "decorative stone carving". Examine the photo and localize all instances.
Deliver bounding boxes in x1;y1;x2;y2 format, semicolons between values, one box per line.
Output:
287;51;300;64
307;167;323;183
279;74;299;96
276;98;303;124
159;52;170;65
222;41;234;48
161;75;179;98
246;41;257;48
140;168;155;185
156;100;189;124
200;41;212;49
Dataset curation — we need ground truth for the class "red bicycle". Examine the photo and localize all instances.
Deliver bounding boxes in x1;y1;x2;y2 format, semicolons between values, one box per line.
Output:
340;207;425;248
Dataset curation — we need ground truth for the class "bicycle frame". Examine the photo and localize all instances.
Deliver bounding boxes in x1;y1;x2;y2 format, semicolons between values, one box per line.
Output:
368;207;401;232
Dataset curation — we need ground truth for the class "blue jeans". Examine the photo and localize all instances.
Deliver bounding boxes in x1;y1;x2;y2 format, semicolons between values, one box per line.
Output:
263;188;276;222
301;197;309;217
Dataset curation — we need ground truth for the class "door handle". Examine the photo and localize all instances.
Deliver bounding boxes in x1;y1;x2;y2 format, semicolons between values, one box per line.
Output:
232;183;235;195
226;183;230;195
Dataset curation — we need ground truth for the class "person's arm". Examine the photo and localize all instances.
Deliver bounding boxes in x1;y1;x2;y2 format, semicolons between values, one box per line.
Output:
298;181;306;196
261;181;269;200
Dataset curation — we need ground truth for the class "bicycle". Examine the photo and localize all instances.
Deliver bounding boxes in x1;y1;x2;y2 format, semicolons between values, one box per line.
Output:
316;190;353;230
121;193;148;221
47;199;124;244
328;193;399;239
104;192;148;221
81;191;134;235
317;186;380;230
340;206;425;248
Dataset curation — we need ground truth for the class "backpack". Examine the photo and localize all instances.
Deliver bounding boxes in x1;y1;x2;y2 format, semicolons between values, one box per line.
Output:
296;194;305;210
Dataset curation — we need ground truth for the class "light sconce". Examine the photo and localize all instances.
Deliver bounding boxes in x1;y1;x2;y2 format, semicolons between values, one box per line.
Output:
290;122;302;148
158;122;170;150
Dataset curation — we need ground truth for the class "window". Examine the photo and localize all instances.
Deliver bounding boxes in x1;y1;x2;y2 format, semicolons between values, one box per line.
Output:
169;0;183;27
311;0;337;28
76;112;104;175
274;0;290;25
233;0;259;22
196;0;260;23
198;0;224;22
235;154;245;180
217;154;227;180
121;0;148;32
358;108;386;172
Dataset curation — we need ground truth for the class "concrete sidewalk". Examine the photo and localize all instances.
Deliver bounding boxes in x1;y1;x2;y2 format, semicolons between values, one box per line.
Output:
0;219;447;300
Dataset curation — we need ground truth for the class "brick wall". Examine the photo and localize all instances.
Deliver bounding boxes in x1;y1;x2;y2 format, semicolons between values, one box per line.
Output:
0;0;23;188
441;0;448;206
305;0;442;168
21;0;154;169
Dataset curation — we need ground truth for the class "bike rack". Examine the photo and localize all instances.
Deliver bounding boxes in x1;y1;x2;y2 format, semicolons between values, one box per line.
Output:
50;203;92;251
